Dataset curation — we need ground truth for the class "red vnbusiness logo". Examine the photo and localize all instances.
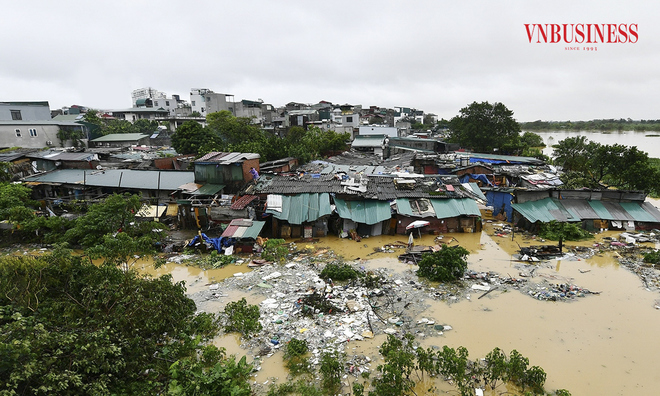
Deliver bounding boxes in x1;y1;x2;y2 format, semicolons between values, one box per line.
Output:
524;24;638;43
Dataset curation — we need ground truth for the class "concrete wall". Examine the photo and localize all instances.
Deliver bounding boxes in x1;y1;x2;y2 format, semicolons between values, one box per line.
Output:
0;123;60;148
0;103;51;121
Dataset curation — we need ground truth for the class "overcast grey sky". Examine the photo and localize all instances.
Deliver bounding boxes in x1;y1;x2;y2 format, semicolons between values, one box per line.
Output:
1;1;655;122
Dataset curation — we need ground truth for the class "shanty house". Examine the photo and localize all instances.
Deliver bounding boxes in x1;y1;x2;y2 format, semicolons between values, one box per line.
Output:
511;189;660;232
193;152;260;194
90;133;150;148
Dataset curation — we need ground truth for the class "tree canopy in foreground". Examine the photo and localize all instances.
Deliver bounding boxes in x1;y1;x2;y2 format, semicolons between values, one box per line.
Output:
0;251;252;395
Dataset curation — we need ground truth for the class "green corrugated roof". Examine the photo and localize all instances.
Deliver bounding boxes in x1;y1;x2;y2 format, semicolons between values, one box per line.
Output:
587;200;615;220
91;133;150;142
396;198;414;216
190;184;225;195
430;198;481;219
266;193;331;225
619;202;658;222
512;198;578;223
242;221;266;239
334;198;391;225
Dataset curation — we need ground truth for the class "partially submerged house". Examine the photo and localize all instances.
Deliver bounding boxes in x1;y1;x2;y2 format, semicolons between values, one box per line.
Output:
244;157;485;238
511;189;660;232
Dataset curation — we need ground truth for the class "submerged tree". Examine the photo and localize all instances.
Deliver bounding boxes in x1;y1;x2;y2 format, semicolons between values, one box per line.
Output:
417;244;470;282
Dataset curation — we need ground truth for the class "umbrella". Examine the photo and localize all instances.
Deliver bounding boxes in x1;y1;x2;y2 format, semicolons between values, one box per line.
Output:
406;220;430;238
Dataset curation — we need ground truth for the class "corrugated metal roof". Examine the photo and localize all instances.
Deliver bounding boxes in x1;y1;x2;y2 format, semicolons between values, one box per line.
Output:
430;198;480;219
196;151;260;164
395;198;435;217
600;201;634;221
641;202;660;222
23;169;194;191
26;151;98;162
514;198;660;224
231;195;259;210
334;198;391;225
91;133;149;142
586;200;613;220
512;198;579;223
266;193;332;225
221;219;265;239
189;183;225;196
559;200;600;219
0;153;25;162
619;202;657;223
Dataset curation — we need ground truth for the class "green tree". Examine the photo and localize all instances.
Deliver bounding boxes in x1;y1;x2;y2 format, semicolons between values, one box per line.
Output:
552;136;596;174
539;220;592;253
132;118;159;134
0;253;248;395
448;101;522;153
82;109;106;139
63;193;165;253
417;244;470;282
171;120;213;155
553;137;660;194
520;131;545;148
105;119;138;134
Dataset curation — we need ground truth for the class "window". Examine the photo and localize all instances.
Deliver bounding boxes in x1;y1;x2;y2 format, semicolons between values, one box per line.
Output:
29;128;37;137
191;101;196;106
166;101;170;106
154;101;158;106
346;116;353;123
15;129;21;137
10;110;22;120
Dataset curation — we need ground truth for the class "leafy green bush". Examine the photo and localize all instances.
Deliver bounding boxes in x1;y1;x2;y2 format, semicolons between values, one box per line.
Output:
223;298;262;338
262;238;289;263
284;338;309;359
643;250;660;265
320;262;361;281
539;220;592;241
417;245;470;282
319;351;344;395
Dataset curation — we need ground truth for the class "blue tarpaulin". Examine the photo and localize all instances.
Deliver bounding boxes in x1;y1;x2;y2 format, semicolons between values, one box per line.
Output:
486;190;514;221
459;174;493;187
187;233;236;252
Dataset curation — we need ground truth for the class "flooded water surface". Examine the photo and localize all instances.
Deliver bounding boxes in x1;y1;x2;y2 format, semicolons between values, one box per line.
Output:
137;219;660;395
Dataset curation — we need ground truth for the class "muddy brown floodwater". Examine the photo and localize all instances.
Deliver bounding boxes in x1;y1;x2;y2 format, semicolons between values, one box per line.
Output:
137;212;660;395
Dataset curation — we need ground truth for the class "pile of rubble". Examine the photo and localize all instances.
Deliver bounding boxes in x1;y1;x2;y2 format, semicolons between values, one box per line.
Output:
186;250;455;380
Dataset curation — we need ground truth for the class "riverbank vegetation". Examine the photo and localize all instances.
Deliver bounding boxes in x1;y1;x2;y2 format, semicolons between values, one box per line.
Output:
552;136;660;195
522;119;660;132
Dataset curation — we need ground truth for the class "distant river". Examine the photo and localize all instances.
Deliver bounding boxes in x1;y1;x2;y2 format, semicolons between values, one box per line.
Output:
527;130;660;159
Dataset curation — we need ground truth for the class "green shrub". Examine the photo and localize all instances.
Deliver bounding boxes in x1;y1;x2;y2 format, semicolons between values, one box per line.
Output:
643;250;660;264
320;262;361;281
416;245;470;282
284;338;309;359
223;298;262;338
262;239;289;263
539;220;592;241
